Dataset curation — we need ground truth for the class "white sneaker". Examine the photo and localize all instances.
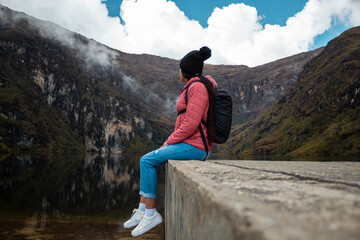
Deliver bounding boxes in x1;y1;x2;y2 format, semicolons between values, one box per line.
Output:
123;208;144;228
131;210;163;237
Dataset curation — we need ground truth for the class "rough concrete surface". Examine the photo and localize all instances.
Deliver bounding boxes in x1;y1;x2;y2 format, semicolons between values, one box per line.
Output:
165;160;360;240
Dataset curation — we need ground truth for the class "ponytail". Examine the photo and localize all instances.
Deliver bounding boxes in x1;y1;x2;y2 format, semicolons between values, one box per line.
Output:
199;75;215;144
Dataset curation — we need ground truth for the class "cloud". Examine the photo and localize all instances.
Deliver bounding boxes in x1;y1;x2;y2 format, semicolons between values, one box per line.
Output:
0;0;359;66
0;1;119;67
119;0;204;57
206;0;360;65
36;20;118;67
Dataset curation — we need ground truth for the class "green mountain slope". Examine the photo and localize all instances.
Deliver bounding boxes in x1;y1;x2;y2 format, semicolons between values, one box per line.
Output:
226;26;360;157
0;31;84;156
0;4;323;159
0;5;173;159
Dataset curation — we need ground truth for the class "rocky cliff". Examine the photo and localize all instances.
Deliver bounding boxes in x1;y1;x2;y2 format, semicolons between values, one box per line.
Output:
226;26;360;157
0;5;321;157
119;45;322;125
0;5;172;159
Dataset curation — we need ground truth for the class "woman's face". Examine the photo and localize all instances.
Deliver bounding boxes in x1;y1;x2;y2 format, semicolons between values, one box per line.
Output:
179;69;188;83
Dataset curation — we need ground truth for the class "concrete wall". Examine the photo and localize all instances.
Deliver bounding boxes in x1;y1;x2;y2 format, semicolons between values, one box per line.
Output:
165;161;263;240
165;160;360;240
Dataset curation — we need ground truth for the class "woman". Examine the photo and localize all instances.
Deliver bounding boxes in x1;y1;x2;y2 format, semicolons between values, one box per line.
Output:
124;46;217;237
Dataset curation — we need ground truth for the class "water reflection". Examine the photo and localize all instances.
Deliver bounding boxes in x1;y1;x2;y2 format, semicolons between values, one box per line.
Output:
0;153;166;239
1;151;356;219
2;151;356;219
0;153;144;218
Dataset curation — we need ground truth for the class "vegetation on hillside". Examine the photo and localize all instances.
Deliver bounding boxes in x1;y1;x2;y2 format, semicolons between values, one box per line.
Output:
226;26;360;157
3;4;353;159
0;16;172;157
0;30;85;156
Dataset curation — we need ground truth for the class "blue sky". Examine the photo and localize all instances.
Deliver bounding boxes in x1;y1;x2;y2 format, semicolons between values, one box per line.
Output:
102;0;348;50
104;0;306;26
1;0;359;66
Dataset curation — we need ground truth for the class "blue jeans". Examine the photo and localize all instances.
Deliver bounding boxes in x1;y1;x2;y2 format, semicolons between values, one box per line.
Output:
139;143;209;198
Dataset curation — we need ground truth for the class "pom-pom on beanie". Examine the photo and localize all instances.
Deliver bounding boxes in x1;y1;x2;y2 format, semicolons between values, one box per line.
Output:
180;46;211;77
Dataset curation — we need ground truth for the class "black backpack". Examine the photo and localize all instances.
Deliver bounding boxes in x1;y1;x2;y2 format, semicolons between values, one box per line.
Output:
178;77;232;160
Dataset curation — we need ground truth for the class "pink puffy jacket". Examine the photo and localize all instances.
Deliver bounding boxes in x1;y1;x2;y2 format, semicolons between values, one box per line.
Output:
166;75;217;152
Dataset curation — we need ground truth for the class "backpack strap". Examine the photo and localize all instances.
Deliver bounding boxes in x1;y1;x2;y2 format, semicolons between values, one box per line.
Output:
198;123;209;161
178;80;202;114
185;80;201;105
177;79;208;160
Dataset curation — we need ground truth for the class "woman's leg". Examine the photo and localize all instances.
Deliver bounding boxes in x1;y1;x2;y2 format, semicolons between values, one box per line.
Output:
131;143;206;237
139;143;207;203
145;197;156;209
130;143;206;236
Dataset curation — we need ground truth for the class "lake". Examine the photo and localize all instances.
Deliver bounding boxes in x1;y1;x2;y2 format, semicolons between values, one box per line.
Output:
0;153;165;239
0;151;357;239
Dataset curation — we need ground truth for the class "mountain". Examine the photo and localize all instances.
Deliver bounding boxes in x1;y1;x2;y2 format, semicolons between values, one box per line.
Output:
226;26;360;157
0;5;173;160
204;49;322;125
0;4;321;158
122;46;322;125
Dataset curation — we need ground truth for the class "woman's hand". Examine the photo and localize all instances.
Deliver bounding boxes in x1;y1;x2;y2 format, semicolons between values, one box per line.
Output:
160;141;167;148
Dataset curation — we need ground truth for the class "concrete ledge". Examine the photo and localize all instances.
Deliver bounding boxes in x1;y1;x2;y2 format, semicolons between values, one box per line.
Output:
165;160;360;240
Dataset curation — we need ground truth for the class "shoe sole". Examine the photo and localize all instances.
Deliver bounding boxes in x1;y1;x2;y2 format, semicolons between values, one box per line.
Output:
131;217;163;237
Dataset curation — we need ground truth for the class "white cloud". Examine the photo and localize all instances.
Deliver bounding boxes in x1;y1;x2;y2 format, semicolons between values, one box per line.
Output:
119;0;204;57
1;5;119;67
205;3;263;64
0;0;359;66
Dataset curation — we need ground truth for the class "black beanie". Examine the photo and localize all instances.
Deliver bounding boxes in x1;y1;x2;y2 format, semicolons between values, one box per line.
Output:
180;46;211;77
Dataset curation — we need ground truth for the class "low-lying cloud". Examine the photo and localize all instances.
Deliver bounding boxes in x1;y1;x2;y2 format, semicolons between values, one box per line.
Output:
34;19;119;68
0;0;359;66
0;3;178;119
0;5;118;68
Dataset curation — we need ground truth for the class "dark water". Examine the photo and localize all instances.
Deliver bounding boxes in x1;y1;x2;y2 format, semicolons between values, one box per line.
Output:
0;153;165;239
1;152;357;239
